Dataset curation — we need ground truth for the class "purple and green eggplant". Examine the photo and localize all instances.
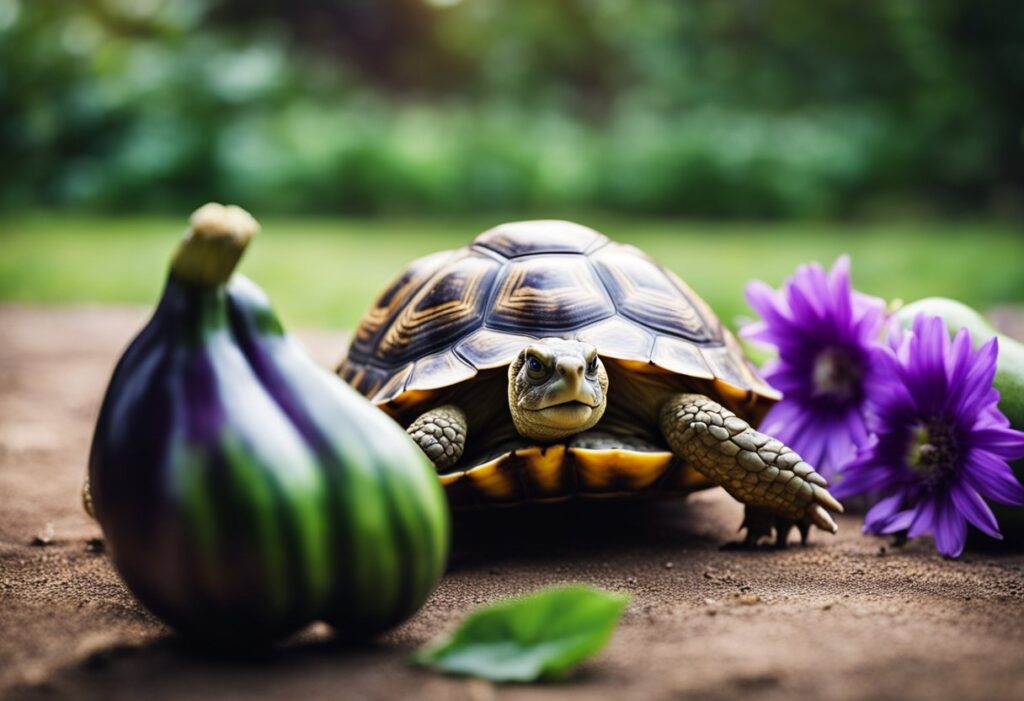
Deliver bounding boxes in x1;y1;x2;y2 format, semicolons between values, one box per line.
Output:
86;204;449;643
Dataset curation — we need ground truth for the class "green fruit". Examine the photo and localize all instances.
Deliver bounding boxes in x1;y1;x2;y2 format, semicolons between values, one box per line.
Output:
896;297;1024;431
88;204;449;643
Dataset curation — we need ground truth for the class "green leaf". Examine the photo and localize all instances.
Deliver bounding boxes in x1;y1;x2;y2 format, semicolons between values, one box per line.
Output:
411;585;628;682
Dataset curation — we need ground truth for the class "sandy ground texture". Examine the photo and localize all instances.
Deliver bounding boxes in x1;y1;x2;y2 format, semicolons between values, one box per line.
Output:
2;304;1024;701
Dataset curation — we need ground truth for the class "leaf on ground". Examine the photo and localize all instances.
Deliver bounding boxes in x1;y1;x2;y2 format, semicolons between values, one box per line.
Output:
412;584;628;682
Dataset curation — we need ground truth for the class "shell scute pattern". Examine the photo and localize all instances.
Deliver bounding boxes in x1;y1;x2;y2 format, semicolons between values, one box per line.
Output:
651;335;715;379
454;329;536;370
375;252;500;363
338;221;781;410
473;219;609;257
574;317;653;364
591;243;719;343
348;249;453;358
406;348;477;393
487;255;615;333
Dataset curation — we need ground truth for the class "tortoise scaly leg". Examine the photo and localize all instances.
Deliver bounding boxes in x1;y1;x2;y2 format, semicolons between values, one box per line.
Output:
659;393;843;544
407;404;467;471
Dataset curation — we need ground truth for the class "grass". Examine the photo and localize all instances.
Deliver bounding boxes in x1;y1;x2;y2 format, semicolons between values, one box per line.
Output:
1;213;1022;332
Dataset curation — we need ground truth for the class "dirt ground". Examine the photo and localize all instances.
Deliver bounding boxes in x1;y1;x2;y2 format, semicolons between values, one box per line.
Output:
2;304;1023;701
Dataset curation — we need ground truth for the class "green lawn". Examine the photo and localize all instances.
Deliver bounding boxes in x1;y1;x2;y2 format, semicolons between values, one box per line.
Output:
1;213;1022;332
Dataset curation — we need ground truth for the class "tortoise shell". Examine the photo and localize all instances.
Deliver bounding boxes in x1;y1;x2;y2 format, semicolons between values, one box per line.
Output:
338;220;780;506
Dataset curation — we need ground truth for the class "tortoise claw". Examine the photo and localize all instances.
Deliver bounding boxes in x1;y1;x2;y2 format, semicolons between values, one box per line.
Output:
813;487;844;517
808;502;839;534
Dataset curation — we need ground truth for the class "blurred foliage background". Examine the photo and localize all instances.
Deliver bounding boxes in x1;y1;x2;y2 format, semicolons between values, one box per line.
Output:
1;0;1023;329
3;0;1023;218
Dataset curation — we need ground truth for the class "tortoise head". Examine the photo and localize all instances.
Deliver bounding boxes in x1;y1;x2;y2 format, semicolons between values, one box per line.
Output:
508;338;608;442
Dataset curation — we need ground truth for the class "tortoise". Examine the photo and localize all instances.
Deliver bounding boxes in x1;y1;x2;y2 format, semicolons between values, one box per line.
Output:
338;220;843;544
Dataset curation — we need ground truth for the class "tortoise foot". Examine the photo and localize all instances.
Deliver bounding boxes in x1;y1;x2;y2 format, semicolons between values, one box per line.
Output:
660;393;843;535
407;404;467;471
738;505;813;548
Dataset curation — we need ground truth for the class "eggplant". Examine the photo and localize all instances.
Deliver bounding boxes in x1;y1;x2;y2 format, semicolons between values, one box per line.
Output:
87;204;449;643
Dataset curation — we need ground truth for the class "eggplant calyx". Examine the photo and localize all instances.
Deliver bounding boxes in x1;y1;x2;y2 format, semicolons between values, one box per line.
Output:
171;203;261;287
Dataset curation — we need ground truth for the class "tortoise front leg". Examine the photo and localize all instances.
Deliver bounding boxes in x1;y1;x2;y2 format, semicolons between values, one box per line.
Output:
407;404;468;471
660;393;843;542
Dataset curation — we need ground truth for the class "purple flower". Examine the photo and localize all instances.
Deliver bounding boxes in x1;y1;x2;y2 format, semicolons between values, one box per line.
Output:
742;256;887;479
833;314;1024;557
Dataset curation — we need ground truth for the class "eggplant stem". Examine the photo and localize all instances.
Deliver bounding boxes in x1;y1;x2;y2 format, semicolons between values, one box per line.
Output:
171;203;260;287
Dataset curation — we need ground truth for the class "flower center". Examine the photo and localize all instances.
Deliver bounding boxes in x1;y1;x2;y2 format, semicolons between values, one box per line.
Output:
906;418;959;486
812;347;862;403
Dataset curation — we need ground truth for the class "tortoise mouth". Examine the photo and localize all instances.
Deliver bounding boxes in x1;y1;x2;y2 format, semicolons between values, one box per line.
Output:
526;400;598;428
528;399;599;412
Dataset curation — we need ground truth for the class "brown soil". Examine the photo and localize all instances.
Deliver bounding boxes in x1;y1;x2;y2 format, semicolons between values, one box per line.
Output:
2;304;1023;701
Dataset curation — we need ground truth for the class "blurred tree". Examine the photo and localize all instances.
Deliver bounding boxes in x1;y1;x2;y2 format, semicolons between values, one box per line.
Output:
0;0;1021;216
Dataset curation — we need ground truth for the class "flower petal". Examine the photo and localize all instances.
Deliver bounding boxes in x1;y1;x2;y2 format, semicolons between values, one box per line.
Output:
745;280;787;324
827;255;853;330
904;315;949;412
957;387;1003;426
907;498;937;538
878;508;916;533
932;495;967;558
970;426;1024;459
945;327;973;385
788;279;825;328
953;337;999;417
823;419;861;475
863;492;903;532
759;400;810;446
949;483;1002;540
790;426;828;472
963;450;1024;505
740;320;775;345
832;458;903;498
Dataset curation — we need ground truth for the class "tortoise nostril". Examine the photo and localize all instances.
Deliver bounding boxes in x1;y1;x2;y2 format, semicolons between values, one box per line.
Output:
557;360;584;377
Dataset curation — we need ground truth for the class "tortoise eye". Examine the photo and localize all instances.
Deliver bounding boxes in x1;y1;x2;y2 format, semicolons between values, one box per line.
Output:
526;355;548;380
586;356;599;375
